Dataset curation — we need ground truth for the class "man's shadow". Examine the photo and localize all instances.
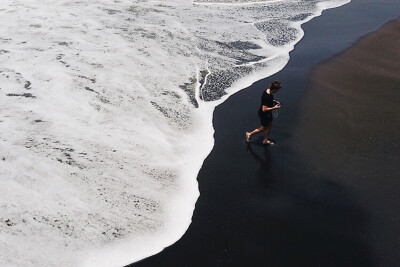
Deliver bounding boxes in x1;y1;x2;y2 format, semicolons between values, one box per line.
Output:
246;144;274;188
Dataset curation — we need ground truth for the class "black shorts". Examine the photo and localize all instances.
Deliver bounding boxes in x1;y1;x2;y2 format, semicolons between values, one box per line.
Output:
259;113;272;127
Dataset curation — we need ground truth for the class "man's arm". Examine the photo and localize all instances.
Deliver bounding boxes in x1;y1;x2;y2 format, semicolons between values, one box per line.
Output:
262;105;280;112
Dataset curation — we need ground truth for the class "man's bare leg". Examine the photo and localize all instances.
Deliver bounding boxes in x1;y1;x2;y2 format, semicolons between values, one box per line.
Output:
262;123;274;145
246;126;266;142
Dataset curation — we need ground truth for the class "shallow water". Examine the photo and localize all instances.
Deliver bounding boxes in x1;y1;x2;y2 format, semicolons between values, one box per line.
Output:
0;0;349;266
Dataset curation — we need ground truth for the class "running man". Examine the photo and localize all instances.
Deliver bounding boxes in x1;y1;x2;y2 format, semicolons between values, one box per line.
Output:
246;80;282;145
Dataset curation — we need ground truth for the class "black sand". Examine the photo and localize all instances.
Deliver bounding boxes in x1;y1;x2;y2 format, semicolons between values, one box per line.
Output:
131;1;400;266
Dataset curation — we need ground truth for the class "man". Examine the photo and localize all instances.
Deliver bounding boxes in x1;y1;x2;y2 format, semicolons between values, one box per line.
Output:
246;80;282;145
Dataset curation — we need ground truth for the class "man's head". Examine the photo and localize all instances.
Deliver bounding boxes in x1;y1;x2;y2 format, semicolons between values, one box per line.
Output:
270;80;282;93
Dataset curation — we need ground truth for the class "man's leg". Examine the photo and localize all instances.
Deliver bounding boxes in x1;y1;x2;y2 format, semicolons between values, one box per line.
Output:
262;123;273;144
246;126;265;142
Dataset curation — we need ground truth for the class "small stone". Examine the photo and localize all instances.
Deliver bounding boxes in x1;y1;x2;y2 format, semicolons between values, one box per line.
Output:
58;42;69;46
24;81;31;89
22;93;36;98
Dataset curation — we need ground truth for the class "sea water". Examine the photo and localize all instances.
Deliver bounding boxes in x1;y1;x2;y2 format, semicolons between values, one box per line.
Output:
0;0;349;266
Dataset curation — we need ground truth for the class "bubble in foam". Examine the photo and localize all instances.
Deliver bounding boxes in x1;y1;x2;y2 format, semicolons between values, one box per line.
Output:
0;0;350;266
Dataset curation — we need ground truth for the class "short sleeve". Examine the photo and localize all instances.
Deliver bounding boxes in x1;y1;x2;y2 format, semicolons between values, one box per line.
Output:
261;93;274;108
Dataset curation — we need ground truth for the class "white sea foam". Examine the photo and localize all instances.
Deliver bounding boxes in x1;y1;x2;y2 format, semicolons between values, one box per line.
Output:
0;0;349;266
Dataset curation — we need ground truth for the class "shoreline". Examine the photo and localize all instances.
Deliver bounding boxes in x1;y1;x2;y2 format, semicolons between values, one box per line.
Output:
132;1;400;266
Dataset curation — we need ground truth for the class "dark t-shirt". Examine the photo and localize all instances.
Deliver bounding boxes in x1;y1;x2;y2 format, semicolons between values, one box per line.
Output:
258;90;274;118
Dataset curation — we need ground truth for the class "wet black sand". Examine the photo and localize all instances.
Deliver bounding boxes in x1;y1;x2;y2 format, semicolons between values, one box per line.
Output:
131;1;400;266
